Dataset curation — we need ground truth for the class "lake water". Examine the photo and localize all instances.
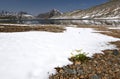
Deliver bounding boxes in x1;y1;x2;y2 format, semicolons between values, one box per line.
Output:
0;19;120;26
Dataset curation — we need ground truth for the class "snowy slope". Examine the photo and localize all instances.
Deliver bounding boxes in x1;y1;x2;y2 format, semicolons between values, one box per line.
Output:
53;0;120;19
0;27;119;79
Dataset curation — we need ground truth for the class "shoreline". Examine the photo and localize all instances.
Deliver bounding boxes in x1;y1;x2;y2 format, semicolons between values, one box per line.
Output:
0;23;120;79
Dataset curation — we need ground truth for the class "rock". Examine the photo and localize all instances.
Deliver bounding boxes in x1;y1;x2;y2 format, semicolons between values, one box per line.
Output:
113;50;119;56
90;74;99;79
59;69;64;73
80;75;85;78
75;61;81;65
63;67;77;75
77;69;84;75
50;48;120;79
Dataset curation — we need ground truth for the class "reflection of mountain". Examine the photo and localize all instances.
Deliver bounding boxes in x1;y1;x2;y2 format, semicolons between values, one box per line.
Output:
37;9;62;19
20;14;35;19
52;0;120;19
16;19;120;26
51;20;120;26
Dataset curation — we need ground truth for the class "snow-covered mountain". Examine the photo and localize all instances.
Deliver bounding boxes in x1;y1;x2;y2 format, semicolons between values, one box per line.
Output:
52;0;120;19
37;9;62;19
0;11;35;20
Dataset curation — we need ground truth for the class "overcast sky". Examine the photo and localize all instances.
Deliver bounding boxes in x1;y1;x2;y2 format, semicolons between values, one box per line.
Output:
0;0;108;15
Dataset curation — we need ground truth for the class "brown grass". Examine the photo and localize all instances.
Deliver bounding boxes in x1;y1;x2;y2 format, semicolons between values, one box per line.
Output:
96;28;120;38
110;41;120;50
0;25;66;33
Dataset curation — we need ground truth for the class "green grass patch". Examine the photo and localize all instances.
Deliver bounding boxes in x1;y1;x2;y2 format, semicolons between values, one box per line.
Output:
69;49;89;62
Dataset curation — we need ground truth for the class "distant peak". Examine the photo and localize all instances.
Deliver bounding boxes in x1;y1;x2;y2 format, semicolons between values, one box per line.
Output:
50;9;60;12
37;9;62;19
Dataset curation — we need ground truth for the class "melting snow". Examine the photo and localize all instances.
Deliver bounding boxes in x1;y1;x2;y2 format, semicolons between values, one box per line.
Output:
0;27;119;79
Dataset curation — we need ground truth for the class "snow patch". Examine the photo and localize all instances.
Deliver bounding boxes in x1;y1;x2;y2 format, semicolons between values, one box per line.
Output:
0;27;119;79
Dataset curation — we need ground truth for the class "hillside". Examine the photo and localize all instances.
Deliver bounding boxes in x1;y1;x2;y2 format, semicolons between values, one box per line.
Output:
37;9;62;19
52;0;120;19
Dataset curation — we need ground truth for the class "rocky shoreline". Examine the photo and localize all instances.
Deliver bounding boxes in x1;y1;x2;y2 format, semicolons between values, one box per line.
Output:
49;25;120;79
49;49;120;79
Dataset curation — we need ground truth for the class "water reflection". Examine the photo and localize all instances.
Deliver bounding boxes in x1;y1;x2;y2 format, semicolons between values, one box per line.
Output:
0;19;120;26
52;19;120;26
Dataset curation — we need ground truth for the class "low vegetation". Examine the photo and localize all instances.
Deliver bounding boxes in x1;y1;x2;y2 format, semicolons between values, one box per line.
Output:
69;50;89;62
0;24;65;33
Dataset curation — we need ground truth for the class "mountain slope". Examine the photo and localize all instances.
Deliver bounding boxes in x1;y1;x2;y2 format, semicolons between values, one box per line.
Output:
37;9;62;19
53;0;120;19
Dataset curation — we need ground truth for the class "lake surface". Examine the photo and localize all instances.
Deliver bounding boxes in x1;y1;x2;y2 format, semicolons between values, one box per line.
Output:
0;19;120;26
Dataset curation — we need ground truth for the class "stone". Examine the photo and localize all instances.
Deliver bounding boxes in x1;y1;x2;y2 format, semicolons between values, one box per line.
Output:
59;69;64;73
75;61;81;65
113;50;119;56
80;75;84;78
77;69;84;75
64;68;77;75
90;74;99;79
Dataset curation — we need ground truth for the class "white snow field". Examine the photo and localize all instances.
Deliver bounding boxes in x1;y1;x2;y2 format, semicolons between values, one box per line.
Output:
0;27;119;79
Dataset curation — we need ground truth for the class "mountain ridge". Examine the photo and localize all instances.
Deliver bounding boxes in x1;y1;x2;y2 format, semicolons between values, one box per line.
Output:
37;9;62;19
52;0;120;19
